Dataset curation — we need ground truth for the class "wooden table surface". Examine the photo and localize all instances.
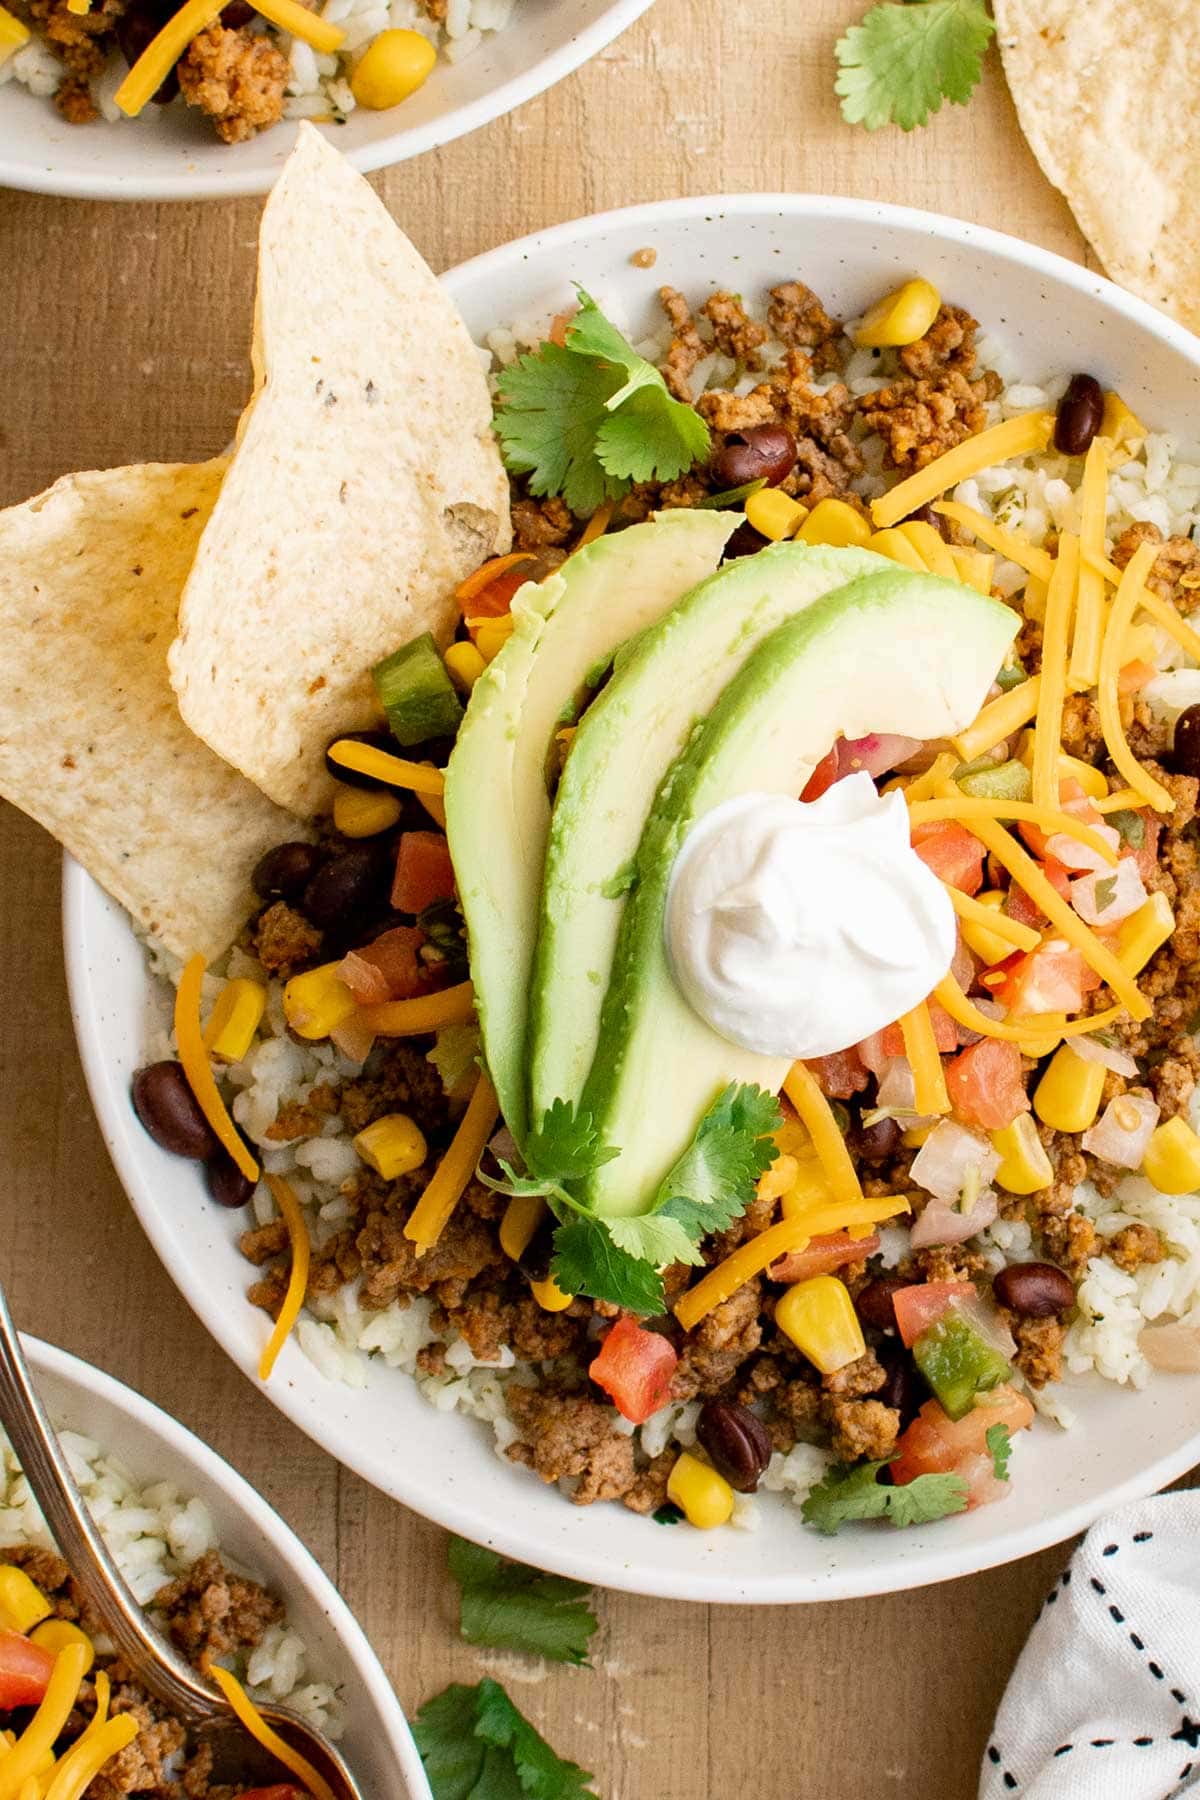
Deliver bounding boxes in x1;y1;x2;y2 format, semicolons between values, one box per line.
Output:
0;4;1184;1796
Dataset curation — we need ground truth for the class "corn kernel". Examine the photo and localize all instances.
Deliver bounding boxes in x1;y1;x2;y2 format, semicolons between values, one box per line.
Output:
472;614;516;663
499;1193;545;1261
745;488;806;541
283;961;358;1041
1142;1117;1200;1195
1016;1031;1064;1060
354;1112;427;1180
30;1620;94;1675
1117;891;1175;975
333;785;403;838
349;27;436;109
898;519;958;579
666;1452;734;1529
0;6;30;60
959;890;1020;967
1034;1045;1106;1134
757;1152;799;1204
202;977;268;1063
775;1274;865;1373
530;1274;573;1312
779;1154;835;1218
901;1123;935;1149
854;278;941;348
867;526;928;571
991;1113;1054;1195
444;641;487;693
797;498;872;550
0;1567;51;1636
1100;392;1146;463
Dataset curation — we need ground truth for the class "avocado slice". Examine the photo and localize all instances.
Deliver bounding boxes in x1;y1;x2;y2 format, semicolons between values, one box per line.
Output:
444;510;736;1143
529;541;883;1125
579;564;1020;1217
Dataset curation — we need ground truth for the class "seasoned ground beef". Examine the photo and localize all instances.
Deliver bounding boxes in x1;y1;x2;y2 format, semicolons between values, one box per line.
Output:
700;292;768;368
1113;520;1200;611
177;22;289;144
824;1397;900;1462
338;1040;449;1141
658;286;707;402
858;305;1000;473
670;1280;762;1400
504;1384;638;1505
767;281;844;372
1011;1314;1066;1389
54;73;99;122
1108;1222;1166;1273
510;494;574;552
23;0;123;77
249;900;322;978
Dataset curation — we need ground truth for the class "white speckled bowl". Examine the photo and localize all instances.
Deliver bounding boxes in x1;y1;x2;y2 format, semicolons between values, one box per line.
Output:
19;1336;430;1798
65;196;1200;1601
0;0;653;200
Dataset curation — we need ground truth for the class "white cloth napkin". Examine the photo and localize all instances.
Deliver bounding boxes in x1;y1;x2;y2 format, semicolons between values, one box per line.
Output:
981;1493;1200;1798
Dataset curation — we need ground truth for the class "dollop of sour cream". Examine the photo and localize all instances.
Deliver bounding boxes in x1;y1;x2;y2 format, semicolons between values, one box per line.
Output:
665;773;956;1059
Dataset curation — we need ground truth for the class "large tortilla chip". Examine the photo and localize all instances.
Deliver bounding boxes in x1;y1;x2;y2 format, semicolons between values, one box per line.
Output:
996;0;1200;332
0;462;299;962
169;124;511;817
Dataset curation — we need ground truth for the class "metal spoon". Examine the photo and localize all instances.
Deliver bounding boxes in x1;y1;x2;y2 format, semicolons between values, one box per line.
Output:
0;1281;364;1798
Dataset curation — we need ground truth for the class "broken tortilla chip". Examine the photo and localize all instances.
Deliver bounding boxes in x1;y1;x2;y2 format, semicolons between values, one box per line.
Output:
996;0;1200;334
169;123;511;818
0;462;299;962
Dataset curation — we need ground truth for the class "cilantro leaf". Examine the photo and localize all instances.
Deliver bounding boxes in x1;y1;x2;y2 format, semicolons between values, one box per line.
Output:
606;1211;705;1269
414;1679;595;1800
551;1216;665;1314
801;1459;969;1535
655;1083;782;1240
986;1422;1012;1481
1109;807;1146;849
525;1099;619;1183
493;290;710;514
448;1538;598;1665
835;0;994;132
1092;873;1119;914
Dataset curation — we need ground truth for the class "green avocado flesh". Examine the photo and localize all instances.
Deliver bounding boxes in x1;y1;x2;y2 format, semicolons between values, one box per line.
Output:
528;541;883;1126
579;565;1020;1217
443;509;735;1145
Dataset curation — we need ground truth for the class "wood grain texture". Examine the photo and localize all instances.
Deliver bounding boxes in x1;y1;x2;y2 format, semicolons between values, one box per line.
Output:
0;4;1185;1796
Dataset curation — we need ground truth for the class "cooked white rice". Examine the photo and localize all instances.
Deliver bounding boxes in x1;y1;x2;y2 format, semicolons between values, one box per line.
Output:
0;1421;342;1736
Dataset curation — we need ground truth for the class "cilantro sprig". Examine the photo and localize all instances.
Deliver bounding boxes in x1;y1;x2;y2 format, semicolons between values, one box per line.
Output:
493;290;711;516
986;1422;1012;1482
801;1458;969;1535
448;1537;598;1666
835;0;995;132
414;1679;595;1800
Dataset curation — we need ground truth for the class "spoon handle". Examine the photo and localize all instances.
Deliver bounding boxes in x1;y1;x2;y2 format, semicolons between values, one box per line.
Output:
0;1283;220;1720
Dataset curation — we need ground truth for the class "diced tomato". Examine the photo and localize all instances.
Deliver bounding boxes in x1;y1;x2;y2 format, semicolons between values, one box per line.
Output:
465;565;533;618
880;1000;959;1058
1119;659;1157;695
589;1317;677;1424
911;821;985;896
995;940;1097;1017
945;1039;1030;1131
892;1281;976;1349
890;1387;1035;1507
1019;778;1103;860
0;1629;54;1709
801;746;840;803
235;1789;309;1800
391;831;456;914
1132;813;1161;885
805;1048;869;1099
767;1231;880;1285
339;925;425;1005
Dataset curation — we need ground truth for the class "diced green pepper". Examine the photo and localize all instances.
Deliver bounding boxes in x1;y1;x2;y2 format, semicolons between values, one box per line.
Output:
955;757;1032;802
995;658;1028;692
373;633;463;747
912;1312;1012;1420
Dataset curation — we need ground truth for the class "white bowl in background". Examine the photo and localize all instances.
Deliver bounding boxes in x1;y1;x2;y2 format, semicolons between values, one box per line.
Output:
0;0;653;201
65;195;1200;1602
18;1335;430;1799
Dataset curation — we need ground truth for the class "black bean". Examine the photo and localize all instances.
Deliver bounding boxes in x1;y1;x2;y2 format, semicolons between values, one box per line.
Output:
324;730;402;792
220;0;254;21
856;1115;900;1165
252;840;325;902
1054;374;1105;456
721;521;769;562
517;1214;557;1285
993;1261;1076;1318
875;1343;925;1428
301;846;390;930
114;0;179;99
855;1275;907;1333
206;1152;255;1209
713;425;797;491
695;1399;773;1493
900;503;948;538
132;1063;219;1161
1170;704;1200;780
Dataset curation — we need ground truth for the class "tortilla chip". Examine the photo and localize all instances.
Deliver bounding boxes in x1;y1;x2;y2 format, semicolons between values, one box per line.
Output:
0;462;299;962
169;124;511;817
996;0;1200;332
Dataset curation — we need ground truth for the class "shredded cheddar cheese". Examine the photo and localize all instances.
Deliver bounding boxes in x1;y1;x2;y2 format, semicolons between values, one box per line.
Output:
935;973;1126;1044
953;676;1042;762
405;1070;499;1253
174;955;259;1183
933;500;1054;583
947;546;995;594
455;552;535;606
898;1002;951;1115
258;1175;310;1382
326;739;445;794
209;1666;337;1800
908;795;1118;865
898;751;959;805
247;0;344;46
1094;787;1147;813
0;3;30;56
357;980;475;1036
1031;532;1078;811
943;885;1040;953
1068;439;1109;689
0;1643;89;1800
114;0;224;114
1082;546;1200;663
1097;541;1176;814
781;1064;863;1209
574;500;614;551
871;412;1054;530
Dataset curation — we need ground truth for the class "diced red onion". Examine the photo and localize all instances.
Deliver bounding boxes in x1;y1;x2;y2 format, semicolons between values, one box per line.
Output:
956;1289;1017;1359
1070;1035;1140;1078
910;1186;999;1249
1045;822;1122;874
329;1013;377;1065
910;1119;1002;1201
876;1056;916;1110
1140;1320;1200;1373
1069;858;1147;927
1082;1093;1159;1168
836;733;924;781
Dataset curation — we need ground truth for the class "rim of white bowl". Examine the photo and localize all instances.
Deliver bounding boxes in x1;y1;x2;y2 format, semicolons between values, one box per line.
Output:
0;0;655;202
63;193;1200;1601
21;1334;431;1798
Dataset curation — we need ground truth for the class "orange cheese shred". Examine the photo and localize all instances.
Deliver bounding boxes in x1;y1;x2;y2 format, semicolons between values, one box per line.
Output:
944;886;1040;953
258;1175;310;1382
574;500;614;551
1031;532;1078;811
953;676;1042;762
1097;541;1177;814
898;1002;951;1115
114;0;222;115
326;740;445;794
935;973;1127;1044
907;794;1118;866
208;1666;336;1800
455;551;536;606
1068;439;1109;689
781;1064;862;1209
174;955;259;1183
871;412;1054;530
357;981;475;1037
933;500;1054;583
405;1071;499;1253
